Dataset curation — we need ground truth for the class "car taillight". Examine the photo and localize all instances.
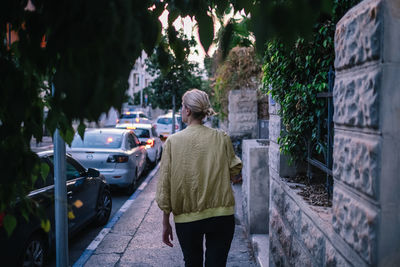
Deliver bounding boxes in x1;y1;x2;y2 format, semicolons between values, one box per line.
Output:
0;212;5;228
146;138;154;148
107;155;129;163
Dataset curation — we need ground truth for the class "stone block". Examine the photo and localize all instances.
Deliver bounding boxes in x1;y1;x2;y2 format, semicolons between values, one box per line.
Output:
228;90;258;138
383;0;400;64
333;68;381;128
290;236;313;267
283;197;301;235
332;186;378;264
269;114;281;143
325;242;352;267
333;132;380;198
269;94;280;115
269;230;289;267
269;142;281;174
335;0;383;70
242;140;270;234
300;215;325;265
270;179;285;215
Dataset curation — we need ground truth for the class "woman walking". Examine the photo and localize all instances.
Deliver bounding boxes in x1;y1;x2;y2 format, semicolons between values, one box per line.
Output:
156;89;242;267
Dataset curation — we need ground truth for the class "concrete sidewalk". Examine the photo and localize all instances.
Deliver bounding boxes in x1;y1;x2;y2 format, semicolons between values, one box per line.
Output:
79;169;257;267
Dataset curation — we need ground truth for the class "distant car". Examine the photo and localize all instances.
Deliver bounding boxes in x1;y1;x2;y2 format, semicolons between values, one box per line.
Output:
0;151;112;267
116;111;150;125
67;128;147;194
115;123;162;165
154;113;182;138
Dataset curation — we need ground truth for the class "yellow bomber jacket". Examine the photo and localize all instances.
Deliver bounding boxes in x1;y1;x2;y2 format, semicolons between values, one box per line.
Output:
156;124;242;223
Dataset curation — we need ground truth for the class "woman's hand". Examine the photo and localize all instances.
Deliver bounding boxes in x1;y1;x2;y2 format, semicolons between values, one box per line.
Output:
162;212;174;247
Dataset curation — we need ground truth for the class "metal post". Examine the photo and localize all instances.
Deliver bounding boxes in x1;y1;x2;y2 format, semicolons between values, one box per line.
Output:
52;84;69;267
172;94;176;134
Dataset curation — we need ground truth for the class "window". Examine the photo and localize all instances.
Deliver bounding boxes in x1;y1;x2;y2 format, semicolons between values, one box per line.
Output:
157;117;172;124
66;161;81;181
139;113;147;118
133;135;140;145
134;74;140;86
127;134;137;149
151;127;157;137
134;128;150;138
70;132;123;149
34;159;54;189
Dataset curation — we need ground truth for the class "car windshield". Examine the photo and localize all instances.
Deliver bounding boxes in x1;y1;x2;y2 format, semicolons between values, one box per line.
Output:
120;113;138;119
134;128;150;138
70;132;123;149
157;117;172;124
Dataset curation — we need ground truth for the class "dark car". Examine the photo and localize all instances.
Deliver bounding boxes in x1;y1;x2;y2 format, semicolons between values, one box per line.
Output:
0;151;112;267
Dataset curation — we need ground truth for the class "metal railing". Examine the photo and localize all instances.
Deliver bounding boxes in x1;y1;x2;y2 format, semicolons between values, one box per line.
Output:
306;67;335;199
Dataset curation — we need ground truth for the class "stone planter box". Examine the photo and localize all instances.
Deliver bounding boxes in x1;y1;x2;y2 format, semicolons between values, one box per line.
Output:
242;139;270;234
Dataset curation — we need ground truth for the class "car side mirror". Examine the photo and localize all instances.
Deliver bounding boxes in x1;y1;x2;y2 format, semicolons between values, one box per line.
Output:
87;168;100;177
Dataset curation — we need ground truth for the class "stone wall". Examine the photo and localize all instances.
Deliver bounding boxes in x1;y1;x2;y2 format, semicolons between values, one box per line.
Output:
268;0;400;266
333;0;400;265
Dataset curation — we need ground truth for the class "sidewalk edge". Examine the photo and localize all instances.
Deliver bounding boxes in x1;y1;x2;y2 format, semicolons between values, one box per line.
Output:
73;164;160;267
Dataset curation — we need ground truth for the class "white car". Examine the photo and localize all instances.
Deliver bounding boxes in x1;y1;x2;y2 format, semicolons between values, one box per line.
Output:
67;128;147;194
154;113;182;138
116;111;150;125
115;123;163;165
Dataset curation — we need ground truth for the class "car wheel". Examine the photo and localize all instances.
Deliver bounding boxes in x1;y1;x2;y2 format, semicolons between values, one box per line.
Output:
21;233;47;267
94;188;112;226
125;169;137;195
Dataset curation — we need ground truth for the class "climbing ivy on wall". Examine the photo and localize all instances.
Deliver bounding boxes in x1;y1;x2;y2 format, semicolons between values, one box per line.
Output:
261;0;360;163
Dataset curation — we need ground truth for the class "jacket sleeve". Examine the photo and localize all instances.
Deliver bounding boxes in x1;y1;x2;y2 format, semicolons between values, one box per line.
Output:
225;134;242;177
156;138;172;214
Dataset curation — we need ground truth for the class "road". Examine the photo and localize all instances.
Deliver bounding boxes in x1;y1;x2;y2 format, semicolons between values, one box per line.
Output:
47;168;154;266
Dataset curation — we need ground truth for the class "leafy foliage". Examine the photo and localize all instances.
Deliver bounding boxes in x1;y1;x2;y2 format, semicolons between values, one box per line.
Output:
0;0;343;234
135;33;203;110
213;46;262;119
261;0;360;162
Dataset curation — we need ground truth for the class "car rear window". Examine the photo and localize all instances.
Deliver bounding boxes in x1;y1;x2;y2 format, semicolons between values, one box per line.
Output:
70;132;123;149
157;117;172;124
133;128;150;138
120;113;137;119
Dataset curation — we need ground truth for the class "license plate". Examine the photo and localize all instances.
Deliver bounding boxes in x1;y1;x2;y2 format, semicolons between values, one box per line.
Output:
124;120;130;123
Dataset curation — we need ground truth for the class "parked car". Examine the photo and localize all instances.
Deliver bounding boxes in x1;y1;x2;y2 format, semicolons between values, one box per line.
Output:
116;111;150;125
115;123;162;166
0;151;112;267
67;128;147;194
154;113;182;138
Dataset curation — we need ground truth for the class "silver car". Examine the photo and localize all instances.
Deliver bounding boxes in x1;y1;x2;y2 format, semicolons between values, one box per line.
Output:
115;123;162;165
154;113;182;138
67;128;147;194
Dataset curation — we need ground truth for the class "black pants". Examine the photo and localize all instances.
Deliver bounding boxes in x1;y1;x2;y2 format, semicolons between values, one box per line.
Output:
175;215;235;267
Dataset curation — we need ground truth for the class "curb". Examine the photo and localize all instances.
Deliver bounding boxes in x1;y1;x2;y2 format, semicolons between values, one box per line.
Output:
73;164;160;267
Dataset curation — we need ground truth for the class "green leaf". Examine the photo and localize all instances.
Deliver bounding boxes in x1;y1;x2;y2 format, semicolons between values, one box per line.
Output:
196;13;214;54
61;127;75;146
77;122;86;140
41;219;51;233
3;214;17;237
40;162;50;180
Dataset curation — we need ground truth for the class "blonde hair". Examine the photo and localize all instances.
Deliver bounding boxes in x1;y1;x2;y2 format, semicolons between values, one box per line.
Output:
182;89;216;119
